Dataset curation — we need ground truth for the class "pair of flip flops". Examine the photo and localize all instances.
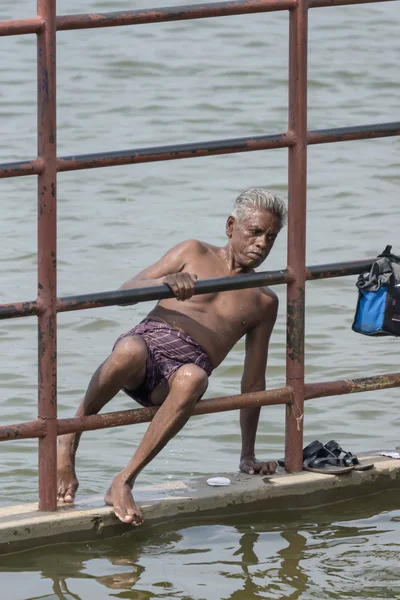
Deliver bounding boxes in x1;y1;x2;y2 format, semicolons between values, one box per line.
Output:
279;440;374;474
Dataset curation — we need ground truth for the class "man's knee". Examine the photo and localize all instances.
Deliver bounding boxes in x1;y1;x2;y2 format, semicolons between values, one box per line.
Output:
111;336;147;374
172;364;209;397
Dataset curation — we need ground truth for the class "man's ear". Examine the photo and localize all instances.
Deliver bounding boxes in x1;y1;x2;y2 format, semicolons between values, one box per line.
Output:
226;216;236;238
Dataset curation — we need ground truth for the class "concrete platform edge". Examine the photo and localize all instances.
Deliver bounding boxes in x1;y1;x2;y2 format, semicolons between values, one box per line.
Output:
0;453;399;555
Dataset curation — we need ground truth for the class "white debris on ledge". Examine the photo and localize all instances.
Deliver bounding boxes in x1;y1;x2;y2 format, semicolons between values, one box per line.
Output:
207;477;231;486
379;452;400;459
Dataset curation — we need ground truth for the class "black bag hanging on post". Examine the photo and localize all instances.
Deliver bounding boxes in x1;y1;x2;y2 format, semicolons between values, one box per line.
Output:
352;245;400;337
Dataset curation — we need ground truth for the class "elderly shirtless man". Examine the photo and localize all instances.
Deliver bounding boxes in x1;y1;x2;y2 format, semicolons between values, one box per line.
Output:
57;188;287;525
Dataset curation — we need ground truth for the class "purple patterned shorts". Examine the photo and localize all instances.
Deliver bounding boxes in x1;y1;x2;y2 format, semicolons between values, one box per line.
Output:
113;317;213;407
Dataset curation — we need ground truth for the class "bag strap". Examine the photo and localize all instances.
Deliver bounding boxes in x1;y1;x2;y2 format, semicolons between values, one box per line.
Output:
377;245;400;264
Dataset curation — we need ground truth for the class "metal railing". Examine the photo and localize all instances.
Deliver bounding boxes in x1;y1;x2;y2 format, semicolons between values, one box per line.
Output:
0;0;399;512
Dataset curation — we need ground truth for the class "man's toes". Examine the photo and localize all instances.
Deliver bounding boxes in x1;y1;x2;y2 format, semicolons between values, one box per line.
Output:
115;509;143;526
134;512;144;525
114;506;134;524
57;489;66;503
261;461;277;475
57;486;76;503
122;514;134;524
63;487;76;503
115;512;131;523
129;510;144;526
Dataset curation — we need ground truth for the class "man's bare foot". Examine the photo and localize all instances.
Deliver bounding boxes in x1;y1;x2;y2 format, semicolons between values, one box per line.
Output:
104;479;143;526
57;449;79;503
239;457;278;476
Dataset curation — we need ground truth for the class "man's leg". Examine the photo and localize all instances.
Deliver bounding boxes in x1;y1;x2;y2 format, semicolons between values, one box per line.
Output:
57;336;148;503
104;363;208;525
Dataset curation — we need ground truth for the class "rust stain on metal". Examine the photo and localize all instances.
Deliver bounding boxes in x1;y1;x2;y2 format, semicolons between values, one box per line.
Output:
0;420;45;442
308;123;400;146
56;299;107;313
56;1;297;32
1;125;399;180
0;158;44;179
305;372;400;401
1;373;399;442
0;301;39;320
0;17;43;37
347;374;400;393
286;287;305;362
56;133;292;173
56;388;291;436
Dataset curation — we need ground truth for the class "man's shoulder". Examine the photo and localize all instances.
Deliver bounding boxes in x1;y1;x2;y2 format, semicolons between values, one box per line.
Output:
177;239;212;256
258;285;278;302
257;286;279;311
246;287;278;333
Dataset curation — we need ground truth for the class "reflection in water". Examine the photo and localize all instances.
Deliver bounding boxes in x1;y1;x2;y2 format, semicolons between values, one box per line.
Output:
277;531;308;600
95;559;144;591
230;528;261;599
1;490;400;600
220;527;308;600
53;579;81;600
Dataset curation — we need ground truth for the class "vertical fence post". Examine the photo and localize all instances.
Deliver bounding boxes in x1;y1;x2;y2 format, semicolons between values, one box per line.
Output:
285;0;308;471
37;0;57;510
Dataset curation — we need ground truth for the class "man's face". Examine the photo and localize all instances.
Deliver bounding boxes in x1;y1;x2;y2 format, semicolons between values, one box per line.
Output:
226;209;281;268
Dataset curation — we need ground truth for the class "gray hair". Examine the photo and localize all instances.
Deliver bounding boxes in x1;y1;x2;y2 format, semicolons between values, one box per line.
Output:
231;188;287;229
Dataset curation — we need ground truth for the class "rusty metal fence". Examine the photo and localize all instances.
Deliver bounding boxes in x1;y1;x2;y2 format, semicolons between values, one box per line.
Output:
0;0;399;512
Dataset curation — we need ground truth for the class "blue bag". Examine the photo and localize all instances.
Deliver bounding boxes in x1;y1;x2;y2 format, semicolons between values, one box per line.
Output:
352;246;400;337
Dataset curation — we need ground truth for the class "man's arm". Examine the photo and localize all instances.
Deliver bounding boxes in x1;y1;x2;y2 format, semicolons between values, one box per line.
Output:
239;291;278;475
119;239;203;302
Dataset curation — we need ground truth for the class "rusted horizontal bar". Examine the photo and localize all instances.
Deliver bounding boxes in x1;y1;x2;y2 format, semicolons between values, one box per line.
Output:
0;158;44;180
305;371;400;399
0;17;43;37
0;419;45;442
56;132;294;173
0;300;39;320
308;122;400;145
57;269;292;313
55;258;376;314
0;0;393;39
56;387;292;435
1;370;399;441
1;122;399;180
1;0;395;39
0;269;289;319
305;258;373;280
0;389;290;441
0;258;375;320
48;122;400;173
0;271;290;321
0;132;292;179
56;0;296;33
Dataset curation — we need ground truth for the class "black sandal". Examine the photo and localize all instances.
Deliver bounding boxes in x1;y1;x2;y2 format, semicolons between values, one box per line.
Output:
324;440;374;472
278;440;355;474
277;440;324;467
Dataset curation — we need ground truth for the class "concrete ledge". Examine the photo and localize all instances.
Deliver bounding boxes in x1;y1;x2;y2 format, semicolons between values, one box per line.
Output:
0;452;399;555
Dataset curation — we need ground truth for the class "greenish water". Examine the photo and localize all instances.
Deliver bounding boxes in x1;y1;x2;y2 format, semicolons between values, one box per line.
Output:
1;490;400;599
1;0;400;596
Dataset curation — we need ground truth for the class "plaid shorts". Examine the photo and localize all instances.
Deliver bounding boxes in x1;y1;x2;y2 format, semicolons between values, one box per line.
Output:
114;317;213;407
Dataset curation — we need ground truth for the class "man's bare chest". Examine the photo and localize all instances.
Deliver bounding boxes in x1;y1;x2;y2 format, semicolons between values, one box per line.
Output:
181;252;265;330
190;286;261;329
